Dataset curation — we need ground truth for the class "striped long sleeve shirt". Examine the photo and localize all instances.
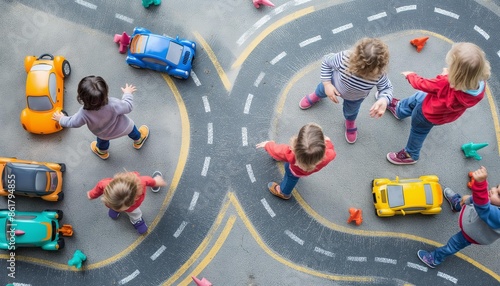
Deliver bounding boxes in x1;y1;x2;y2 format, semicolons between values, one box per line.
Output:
320;51;393;103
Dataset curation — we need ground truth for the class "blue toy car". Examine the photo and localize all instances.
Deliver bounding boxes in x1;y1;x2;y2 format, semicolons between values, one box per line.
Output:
126;27;196;79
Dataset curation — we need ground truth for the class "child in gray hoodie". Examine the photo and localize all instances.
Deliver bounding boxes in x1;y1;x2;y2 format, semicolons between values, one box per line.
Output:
417;166;500;268
52;75;149;160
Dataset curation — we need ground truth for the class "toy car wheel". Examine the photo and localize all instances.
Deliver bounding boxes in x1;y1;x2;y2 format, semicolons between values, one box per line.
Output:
57;192;64;201
129;64;142;69
61;110;68;116
38;53;54;60
173;75;184;79
57;238;65;250
59;163;66;172
44;209;64;220
371;179;375;187
62;60;71;77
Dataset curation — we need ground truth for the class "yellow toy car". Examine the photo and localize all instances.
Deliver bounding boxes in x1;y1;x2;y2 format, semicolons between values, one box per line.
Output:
21;54;71;134
372;175;443;217
0;157;65;201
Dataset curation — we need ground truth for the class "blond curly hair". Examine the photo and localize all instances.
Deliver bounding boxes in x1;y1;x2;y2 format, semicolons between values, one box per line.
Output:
346;38;389;80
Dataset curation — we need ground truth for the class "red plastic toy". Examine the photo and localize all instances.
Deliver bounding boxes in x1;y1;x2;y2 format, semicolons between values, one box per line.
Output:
114;32;131;54
410;37;429;52
253;0;275;8
347;208;363;226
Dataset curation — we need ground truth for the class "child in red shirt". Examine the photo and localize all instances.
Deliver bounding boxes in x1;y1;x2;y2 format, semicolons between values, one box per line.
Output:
384;42;491;164
256;123;336;199
87;171;166;234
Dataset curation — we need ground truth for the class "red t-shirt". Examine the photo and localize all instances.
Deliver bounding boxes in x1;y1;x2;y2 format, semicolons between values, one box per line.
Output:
88;172;156;212
263;139;336;177
406;73;484;125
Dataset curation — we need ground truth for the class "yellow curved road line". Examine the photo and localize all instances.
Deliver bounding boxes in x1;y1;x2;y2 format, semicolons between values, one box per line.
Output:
193;31;232;92
0;74;190;270
231;7;315;69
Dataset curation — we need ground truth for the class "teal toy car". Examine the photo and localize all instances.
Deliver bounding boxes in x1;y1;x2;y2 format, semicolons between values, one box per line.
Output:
0;209;73;251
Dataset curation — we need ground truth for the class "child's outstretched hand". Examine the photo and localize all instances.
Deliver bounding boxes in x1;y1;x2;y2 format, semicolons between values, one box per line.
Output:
122;83;137;94
154;175;167;187
369;98;388;118
471;166;488;183
401;71;415;77
52;110;65;121
256;141;271;149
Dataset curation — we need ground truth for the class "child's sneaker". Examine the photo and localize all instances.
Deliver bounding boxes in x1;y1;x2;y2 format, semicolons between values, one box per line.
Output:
151;171;162;193
387;149;417;165
299;93;321;110
417;250;437;268
386;98;400;119
133;125;150;149
267;182;291;200
443;187;462;212
345;120;357;144
108;209;120;220
133;218;148;234
90;141;110;160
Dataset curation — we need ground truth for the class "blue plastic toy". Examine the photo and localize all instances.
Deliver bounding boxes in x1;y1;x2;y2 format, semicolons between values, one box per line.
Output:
461;142;488;160
68;249;87;269
142;0;161;8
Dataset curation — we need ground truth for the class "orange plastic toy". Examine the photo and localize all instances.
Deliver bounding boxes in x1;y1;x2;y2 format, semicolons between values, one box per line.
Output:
467;171;475;189
410;37;429;52
347;208;363;226
58;224;74;237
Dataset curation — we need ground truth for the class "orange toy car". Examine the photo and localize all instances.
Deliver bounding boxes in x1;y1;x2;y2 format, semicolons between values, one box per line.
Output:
21;54;71;134
0;156;65;201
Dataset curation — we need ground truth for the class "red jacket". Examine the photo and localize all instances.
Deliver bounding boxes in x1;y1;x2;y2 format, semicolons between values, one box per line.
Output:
264;139;336;177
88;172;156;212
406;73;484;125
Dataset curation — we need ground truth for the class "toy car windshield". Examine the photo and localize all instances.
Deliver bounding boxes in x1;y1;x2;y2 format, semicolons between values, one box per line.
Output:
166;41;183;65
27;96;53;111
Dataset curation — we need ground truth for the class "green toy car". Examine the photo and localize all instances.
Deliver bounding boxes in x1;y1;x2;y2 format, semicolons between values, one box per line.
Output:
0;209;73;251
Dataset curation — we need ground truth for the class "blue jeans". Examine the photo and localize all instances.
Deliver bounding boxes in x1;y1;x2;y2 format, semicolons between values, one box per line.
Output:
280;163;300;196
315;82;365;121
432;231;471;265
96;125;141;151
395;91;435;160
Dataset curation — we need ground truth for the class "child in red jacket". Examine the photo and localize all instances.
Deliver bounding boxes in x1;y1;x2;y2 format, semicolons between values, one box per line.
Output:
383;42;491;164
256;123;336;199
87;171;166;234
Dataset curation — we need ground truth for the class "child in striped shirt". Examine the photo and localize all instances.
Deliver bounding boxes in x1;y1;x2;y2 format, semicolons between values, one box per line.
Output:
299;38;394;144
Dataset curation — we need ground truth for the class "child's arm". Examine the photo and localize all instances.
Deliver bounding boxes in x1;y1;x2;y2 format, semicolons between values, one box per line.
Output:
401;71;444;94
52;108;86;128
256;141;291;162
470;166;500;229
87;180;107;200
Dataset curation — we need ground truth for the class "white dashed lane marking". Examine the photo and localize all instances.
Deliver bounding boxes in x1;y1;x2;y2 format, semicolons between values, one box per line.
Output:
246;164;256;183
118;270;140;285
261;198;276;218
332;23;353;34
284;230;304;245
254;72;265;87
396;5;416;13
75;0;97;9
202;96;211;112
173;221;188;238
270;52;287;65
150;245;166;261
474;25;490;40
188;192;200;211
434;7;459;19
299;35;322;47
201;157;211;176
207;123;213;144
115;13;134;24
241;127;248;146
244;94;254;114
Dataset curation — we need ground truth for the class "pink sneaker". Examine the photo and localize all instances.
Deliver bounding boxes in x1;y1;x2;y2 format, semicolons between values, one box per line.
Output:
299;93;321;110
387;149;417;165
345;120;357;144
387;98;400;119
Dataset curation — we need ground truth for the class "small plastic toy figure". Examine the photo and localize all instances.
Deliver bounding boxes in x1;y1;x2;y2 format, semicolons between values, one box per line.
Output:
461;142;488;160
114;32;131;54
253;0;275;8
347;208;363;225
410;37;429;52
192;276;212;286
142;0;161;8
68;250;87;269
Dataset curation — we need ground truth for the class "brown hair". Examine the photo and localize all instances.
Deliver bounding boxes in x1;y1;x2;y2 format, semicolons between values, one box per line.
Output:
102;172;142;211
290;123;326;172
347;38;389;80
77;75;109;110
446;42;491;91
